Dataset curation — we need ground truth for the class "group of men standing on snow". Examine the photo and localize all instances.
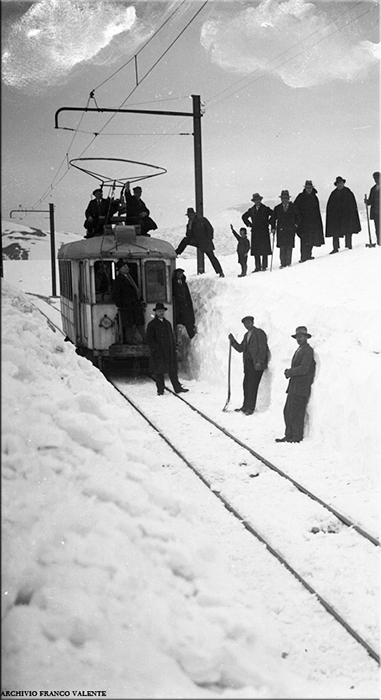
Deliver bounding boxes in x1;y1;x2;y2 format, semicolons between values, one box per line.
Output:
236;172;379;274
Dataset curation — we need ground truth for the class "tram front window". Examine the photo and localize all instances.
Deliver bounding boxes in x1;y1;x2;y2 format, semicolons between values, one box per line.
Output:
145;261;166;302
94;261;112;302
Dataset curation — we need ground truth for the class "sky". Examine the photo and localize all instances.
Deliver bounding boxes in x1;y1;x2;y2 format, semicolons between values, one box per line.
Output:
1;0;380;237
1;216;380;698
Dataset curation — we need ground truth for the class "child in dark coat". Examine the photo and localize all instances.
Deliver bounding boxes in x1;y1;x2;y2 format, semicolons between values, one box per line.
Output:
230;225;251;277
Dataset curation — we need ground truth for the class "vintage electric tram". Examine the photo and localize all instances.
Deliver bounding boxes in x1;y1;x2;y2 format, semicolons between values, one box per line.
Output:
58;224;177;371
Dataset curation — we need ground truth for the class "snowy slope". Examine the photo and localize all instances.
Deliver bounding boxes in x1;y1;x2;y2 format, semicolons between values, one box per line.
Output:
2;220;82;260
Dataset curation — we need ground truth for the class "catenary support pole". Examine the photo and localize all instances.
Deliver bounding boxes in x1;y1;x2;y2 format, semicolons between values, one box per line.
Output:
192;95;205;275
49;203;57;296
9;205;57;296
55;100;206;275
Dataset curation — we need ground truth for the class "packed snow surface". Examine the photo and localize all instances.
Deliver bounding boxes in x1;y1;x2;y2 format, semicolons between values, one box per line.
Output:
1;220;380;699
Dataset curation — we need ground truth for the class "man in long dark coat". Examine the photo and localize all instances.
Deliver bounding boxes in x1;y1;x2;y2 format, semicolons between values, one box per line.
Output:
172;268;196;339
271;190;301;268
326;176;361;253
146;302;189;395
276;326;316;443
175;208;225;277
228;315;269;415
84;188;119;238
242;193;272;272
364;171;380;245
120;182;158;236
294;180;325;262
111;260;146;344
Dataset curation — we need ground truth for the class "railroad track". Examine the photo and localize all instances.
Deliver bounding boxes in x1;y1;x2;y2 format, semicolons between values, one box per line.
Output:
107;374;379;666
29;294;380;667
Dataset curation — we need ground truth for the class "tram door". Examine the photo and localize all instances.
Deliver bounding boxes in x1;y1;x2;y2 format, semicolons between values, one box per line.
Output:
78;261;88;346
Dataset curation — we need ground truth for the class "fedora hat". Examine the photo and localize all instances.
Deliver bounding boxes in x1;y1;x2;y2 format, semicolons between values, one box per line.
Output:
251;193;263;201
186;207;196;215
291;325;311;339
334;176;346;186
92;188;103;196
115;259;128;270
153;302;167;311
241;315;254;324
280;190;290;198
304;180;314;187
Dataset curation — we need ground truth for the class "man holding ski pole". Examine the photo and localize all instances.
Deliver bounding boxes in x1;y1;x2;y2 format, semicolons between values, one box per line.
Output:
364;171;380;246
228;316;269;415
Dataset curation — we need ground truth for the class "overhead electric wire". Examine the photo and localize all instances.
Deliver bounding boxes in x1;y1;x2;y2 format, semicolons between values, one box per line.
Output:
83;0;210;139
32;95;93;210
32;0;376;210
32;1;210;210
206;0;378;109
92;0;189;91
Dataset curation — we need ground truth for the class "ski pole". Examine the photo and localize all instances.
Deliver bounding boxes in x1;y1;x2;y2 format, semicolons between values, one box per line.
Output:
364;196;376;248
222;342;232;411
270;230;275;271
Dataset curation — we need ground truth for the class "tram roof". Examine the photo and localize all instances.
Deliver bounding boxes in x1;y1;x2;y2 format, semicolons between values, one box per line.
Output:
57;234;176;260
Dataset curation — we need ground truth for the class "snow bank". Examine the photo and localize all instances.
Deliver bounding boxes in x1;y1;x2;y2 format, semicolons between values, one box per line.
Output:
2;281;297;698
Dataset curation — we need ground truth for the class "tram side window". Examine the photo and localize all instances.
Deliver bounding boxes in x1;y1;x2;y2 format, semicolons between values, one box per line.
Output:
94;261;113;303
59;260;73;300
145;261;167;303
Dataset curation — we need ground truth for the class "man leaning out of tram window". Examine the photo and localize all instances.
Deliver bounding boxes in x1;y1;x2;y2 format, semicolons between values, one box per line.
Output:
111;260;147;344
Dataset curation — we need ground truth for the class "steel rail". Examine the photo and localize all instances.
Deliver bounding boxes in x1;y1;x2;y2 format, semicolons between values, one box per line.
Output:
27;296;380;664
27;296;379;548
107;379;380;666
166;387;380;548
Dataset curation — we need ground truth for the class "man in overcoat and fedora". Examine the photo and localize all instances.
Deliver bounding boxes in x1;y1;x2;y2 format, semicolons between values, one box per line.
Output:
242;193;273;272
228;316;269;415
271;190;301;268
120;182;158;236
294;180;325;262
146;302;189;395
175;208;225;277
172;268;196;339
276;326;316;443
111;260;146;344
84;188;119;238
326;176;361;253
364;171;380;245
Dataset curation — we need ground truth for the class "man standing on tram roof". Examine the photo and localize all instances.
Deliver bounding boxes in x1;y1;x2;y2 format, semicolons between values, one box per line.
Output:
84;187;119;238
120;182;158;236
146;302;189;396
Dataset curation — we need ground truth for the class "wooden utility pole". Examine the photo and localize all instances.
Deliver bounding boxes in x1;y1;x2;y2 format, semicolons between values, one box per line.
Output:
192;95;205;274
9;204;57;296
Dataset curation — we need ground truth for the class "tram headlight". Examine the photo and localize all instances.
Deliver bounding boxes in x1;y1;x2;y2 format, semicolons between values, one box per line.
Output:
99;314;114;329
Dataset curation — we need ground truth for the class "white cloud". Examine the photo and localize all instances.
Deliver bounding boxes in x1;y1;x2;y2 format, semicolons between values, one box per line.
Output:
200;0;380;88
1;0;139;92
